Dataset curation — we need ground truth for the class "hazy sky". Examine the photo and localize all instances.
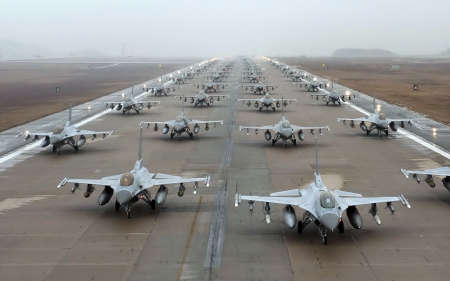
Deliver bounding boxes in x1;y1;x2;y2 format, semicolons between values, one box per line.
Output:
1;0;449;57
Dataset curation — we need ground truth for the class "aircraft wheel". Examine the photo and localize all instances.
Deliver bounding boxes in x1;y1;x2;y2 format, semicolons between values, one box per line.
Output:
366;130;370;135
194;103;197;107
58;148;61;155
151;199;156;210
52;145;57;152
74;146;78;152
115;200;120;211
323;236;328;245
385;130;389;137
337;220;344;233
271;139;276;146
293;139;297;145
326;102;329;106
298;221;303;233
170;133;174;139
338;101;341;106
189;132;193;139
122;110;125;115
127;210;131;219
136;110;139;114
259;107;262;112
284;143;287;148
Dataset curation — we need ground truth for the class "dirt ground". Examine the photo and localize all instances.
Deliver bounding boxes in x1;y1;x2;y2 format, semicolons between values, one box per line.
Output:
281;57;450;124
0;60;193;132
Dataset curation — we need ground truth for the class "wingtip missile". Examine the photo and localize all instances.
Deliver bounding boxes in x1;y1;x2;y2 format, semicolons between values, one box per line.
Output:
398;194;411;208
400;168;410;178
58;177;69;188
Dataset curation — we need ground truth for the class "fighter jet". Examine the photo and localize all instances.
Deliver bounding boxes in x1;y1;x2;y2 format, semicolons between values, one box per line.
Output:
205;73;229;82
296;77;328;92
239;81;279;95
238;94;296;112
148;78;181;96
240;73;268;83
57;128;210;218
239;101;330;148
177;91;229;107
401;167;450;191
16;103;113;155
307;83;357;106
100;87;161;114
235;138;410;245
337;95;417;137
192;80;229;93
140;100;223;140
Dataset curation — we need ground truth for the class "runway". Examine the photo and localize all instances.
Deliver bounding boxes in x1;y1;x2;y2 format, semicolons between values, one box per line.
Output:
1;58;450;281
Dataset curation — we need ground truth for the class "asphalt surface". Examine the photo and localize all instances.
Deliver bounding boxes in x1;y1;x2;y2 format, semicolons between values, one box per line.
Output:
1;58;450;281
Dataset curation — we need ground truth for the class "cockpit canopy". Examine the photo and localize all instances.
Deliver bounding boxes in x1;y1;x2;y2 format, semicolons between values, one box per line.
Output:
264;94;271;99
53;125;64;134
120;173;134;186
282;121;291;129
175;116;184;123
379;113;387;120
320;192;336;208
124;97;131;102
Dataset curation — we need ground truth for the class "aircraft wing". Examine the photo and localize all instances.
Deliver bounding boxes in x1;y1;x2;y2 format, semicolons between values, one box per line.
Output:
19;131;52;138
239;195;312;212
307;93;328;97
386;117;417;124
239;124;276;131
100;101;123;106
401;167;450;178
140;120;176;127
152;176;210;187
270;188;308;197
290;125;330;133
207;94;229;98
336;117;368;123
189;119;224;125
57;177;118;190
238;98;263;102
69;130;113;138
272;98;297;103
136;100;161;105
176;95;197;99
341;196;400;207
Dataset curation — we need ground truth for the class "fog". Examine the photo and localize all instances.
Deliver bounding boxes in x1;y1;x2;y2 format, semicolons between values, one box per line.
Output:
1;0;449;57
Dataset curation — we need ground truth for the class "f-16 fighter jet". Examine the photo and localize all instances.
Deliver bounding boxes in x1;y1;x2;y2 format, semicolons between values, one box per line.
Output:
239;100;329;148
57;128;210;218
307;83;357;106
240;73;269;83
337;95;417;137
235;138;410;245
239;81;279;95
177;91;228;107
401;167;450;192
238;94;296;112
192;80;229;93
101;87;161;114
17;103;113;155
140;100;223;140
148;78;181;96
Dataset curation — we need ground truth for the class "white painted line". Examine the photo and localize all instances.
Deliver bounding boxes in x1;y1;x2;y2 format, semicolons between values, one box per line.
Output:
0;84;159;166
93;63;119;69
346;102;450;160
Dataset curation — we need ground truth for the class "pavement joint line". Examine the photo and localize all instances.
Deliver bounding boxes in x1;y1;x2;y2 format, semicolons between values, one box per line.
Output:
346;101;450;160
176;195;203;281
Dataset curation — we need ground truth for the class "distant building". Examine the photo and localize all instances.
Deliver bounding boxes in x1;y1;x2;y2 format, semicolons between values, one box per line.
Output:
389;65;400;69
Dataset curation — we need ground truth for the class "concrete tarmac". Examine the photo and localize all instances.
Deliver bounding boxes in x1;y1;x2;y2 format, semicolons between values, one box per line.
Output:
1;58;450;281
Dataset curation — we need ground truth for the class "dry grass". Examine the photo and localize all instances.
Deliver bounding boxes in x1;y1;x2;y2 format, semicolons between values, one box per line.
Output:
0;62;188;132
281;57;450;124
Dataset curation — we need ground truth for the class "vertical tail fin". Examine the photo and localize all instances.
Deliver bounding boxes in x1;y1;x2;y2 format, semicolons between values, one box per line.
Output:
181;94;185;116
373;91;376;112
315;137;319;175
68;102;72;124
138;127;142;161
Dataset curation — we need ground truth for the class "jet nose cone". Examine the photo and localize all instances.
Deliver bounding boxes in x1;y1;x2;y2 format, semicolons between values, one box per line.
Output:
49;136;59;144
320;213;340;231
281;130;292;139
379;121;388;129
116;190;133;205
